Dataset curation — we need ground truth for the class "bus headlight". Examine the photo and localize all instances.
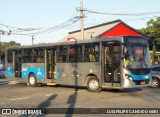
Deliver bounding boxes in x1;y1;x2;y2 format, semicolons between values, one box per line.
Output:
125;74;133;81
128;77;133;80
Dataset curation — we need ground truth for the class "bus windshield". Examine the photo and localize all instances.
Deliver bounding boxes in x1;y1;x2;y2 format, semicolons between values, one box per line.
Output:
125;45;150;69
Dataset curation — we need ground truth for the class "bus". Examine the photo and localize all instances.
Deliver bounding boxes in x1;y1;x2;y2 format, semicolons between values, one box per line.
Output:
5;36;151;92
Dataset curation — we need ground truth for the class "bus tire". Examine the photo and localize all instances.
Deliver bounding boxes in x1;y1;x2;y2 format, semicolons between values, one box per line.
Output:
28;74;37;87
151;78;160;88
87;76;102;93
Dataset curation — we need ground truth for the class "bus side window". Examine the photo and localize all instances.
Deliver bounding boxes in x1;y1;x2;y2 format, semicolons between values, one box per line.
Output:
22;49;33;63
7;50;13;63
37;57;43;63
58;56;63;62
34;48;44;63
58;46;68;62
68;45;83;62
84;44;99;62
89;53;96;62
69;47;75;62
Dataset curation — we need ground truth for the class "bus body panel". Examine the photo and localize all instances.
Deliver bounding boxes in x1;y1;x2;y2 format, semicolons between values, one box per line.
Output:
5;63;14;78
130;73;151;81
21;63;45;80
121;68;151;88
54;62;101;86
21;67;45;79
6;67;14;77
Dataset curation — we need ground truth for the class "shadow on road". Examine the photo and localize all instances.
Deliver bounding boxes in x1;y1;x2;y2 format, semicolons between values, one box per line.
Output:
19;94;58;117
65;89;78;117
37;94;58;108
102;87;143;93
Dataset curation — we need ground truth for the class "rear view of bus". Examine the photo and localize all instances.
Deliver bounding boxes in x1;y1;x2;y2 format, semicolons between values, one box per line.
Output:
122;36;151;88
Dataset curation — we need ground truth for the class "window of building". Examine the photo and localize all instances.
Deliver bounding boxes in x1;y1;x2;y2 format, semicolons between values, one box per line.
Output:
58;46;68;62
84;44;99;62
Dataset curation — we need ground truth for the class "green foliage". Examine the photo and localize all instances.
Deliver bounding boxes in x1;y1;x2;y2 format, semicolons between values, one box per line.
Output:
155;38;160;45
140;17;160;50
140;17;160;64
152;43;157;64
0;41;21;59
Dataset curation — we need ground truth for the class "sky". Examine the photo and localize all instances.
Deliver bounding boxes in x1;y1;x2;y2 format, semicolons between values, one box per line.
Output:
0;0;160;45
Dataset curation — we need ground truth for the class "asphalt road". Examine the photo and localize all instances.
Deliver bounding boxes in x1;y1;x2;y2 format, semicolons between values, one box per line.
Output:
0;78;160;117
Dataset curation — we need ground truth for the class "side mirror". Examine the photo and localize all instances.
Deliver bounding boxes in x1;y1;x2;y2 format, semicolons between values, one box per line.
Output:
123;46;127;55
122;46;128;59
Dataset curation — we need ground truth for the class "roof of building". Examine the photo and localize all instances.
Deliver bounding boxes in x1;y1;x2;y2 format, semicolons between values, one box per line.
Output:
60;19;144;41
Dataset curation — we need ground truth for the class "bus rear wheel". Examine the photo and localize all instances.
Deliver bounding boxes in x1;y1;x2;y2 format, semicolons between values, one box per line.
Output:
28;74;37;87
87;76;102;93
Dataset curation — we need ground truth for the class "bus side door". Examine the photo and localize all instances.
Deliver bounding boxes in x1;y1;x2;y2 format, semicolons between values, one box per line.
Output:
14;50;22;78
103;42;121;87
46;48;56;81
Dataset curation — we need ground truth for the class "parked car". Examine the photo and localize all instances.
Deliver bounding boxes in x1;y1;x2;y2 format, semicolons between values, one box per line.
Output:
0;69;5;78
151;64;160;87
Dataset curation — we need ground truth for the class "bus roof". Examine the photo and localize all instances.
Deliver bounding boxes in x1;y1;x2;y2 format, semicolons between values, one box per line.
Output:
7;36;124;50
7;36;146;50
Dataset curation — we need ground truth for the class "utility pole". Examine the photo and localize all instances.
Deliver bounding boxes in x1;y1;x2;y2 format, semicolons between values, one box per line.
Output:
0;30;4;64
0;35;1;64
80;0;84;40
32;35;34;45
88;32;94;39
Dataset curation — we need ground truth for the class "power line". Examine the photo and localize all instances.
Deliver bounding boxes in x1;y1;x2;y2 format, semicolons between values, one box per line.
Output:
0;9;80;36
85;9;160;16
11;17;80;36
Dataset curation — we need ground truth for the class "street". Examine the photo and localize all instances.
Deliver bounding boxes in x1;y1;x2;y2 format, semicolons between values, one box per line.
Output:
0;78;160;117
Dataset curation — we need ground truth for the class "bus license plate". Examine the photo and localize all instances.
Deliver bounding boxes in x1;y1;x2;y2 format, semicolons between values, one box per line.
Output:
140;81;145;85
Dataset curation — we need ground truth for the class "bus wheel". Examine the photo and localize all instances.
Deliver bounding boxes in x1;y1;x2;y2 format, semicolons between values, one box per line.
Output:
87;77;102;92
28;74;37;87
151;78;160;88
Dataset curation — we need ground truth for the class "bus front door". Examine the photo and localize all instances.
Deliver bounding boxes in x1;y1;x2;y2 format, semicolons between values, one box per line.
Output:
104;42;121;87
46;49;56;82
14;50;22;78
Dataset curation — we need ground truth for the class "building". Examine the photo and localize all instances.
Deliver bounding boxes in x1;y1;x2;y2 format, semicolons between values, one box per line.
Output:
61;19;144;41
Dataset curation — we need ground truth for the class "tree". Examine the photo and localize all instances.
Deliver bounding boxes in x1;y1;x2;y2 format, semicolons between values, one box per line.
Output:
140;17;160;64
140;17;160;51
152;38;160;64
0;41;21;63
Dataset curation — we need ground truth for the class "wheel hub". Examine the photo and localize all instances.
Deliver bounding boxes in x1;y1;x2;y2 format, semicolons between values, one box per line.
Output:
89;79;99;90
152;80;158;87
29;77;35;85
